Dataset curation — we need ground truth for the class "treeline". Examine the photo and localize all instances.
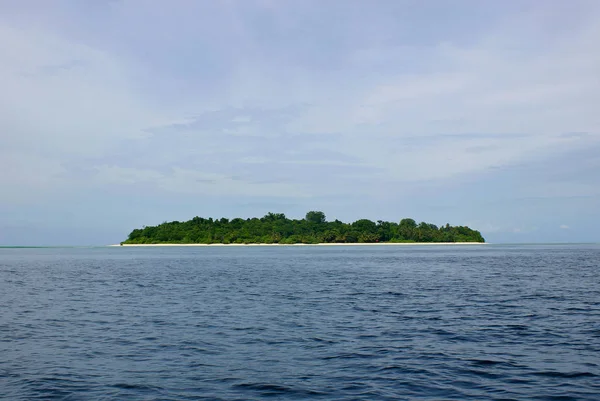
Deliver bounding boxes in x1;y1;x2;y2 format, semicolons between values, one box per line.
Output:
122;211;485;244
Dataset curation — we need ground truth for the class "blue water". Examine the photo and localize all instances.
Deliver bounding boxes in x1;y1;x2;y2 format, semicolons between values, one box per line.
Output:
1;245;599;400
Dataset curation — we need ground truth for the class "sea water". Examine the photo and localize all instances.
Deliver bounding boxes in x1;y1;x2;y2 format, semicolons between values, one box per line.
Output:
1;244;599;400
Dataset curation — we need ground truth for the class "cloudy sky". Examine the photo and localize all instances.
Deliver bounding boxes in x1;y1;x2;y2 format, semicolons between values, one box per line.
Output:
1;0;599;245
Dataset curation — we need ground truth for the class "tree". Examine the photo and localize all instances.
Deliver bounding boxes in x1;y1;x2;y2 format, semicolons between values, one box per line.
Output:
123;211;485;244
398;218;417;240
399;218;416;228
352;219;377;233
344;231;359;243
305;211;326;224
320;230;339;243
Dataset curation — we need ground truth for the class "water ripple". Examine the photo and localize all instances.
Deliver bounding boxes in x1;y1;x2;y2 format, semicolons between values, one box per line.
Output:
1;244;599;400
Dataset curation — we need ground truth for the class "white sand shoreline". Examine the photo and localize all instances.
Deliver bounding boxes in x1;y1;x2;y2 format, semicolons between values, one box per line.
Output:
110;242;487;247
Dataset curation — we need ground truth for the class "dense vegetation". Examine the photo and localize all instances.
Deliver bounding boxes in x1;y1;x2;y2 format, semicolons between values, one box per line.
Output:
122;211;485;244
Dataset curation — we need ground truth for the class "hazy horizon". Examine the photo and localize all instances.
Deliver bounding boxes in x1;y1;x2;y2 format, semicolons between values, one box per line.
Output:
1;242;600;248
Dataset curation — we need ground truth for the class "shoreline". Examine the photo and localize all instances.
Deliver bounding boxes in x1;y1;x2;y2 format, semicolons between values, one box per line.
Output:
110;242;487;247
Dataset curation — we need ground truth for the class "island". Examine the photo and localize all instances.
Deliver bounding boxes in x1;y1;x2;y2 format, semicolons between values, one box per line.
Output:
121;211;485;245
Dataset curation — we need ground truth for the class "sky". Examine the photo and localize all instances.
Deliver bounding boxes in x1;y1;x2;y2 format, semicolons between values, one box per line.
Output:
0;0;599;245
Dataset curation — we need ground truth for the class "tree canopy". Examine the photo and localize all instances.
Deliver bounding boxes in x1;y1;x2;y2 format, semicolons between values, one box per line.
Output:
122;211;485;244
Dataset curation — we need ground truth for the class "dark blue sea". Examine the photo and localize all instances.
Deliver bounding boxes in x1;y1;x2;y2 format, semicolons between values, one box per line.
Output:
1;244;599;400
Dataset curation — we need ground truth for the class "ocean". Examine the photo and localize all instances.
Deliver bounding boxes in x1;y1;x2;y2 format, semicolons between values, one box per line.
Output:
1;244;599;400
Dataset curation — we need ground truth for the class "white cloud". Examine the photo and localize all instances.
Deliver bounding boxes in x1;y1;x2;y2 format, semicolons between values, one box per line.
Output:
92;165;309;198
560;225;570;230
512;226;539;234
271;10;600;185
0;150;67;203
0;23;176;154
1;1;599;200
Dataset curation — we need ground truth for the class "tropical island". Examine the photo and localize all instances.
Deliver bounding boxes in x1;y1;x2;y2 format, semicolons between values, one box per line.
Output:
121;211;485;245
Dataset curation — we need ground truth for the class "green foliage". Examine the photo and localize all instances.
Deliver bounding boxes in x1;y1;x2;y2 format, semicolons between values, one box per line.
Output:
305;211;326;224
122;212;485;244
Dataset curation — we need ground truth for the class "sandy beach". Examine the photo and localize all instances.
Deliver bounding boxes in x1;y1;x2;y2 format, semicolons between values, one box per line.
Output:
111;242;487;247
